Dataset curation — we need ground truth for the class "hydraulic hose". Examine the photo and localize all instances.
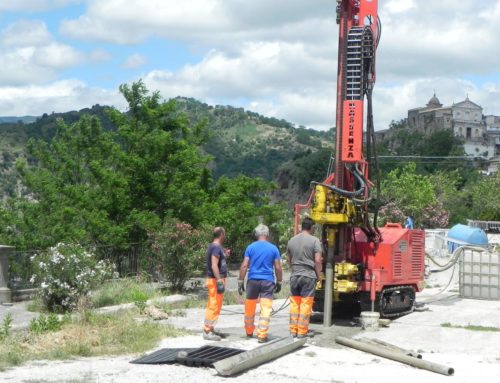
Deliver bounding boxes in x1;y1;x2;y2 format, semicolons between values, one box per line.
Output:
312;165;366;198
427;245;487;273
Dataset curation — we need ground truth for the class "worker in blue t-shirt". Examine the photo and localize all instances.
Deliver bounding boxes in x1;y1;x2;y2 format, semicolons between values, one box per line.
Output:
405;215;414;230
238;224;283;343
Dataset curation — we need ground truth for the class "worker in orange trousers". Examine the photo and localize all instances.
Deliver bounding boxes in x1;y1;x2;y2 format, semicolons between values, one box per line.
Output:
287;217;323;338
203;227;230;341
238;224;283;343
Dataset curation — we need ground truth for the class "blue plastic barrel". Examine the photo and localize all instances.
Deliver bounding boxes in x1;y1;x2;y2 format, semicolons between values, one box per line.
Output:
447;224;488;253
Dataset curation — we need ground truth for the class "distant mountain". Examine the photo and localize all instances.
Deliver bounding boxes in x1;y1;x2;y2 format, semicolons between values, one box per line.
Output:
0;116;38;124
0;99;334;200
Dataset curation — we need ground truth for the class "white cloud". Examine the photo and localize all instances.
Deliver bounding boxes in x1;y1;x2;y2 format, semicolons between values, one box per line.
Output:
33;43;83;70
0;0;82;12
0;20;84;86
0;20;52;46
121;53;146;69
0;80;124;116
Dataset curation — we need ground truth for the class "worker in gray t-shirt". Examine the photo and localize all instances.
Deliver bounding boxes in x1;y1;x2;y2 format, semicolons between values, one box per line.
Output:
286;217;323;339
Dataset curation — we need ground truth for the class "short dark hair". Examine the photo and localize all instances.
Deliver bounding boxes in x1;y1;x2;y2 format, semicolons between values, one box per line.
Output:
213;226;225;239
301;217;314;231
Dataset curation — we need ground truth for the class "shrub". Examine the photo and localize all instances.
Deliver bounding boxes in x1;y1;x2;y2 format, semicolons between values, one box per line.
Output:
29;313;69;334
0;314;13;341
378;201;406;226
131;287;148;314
149;219;207;291
31;243;114;312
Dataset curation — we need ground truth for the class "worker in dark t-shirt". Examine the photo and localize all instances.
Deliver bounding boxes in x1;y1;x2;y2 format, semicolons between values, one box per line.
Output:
203;227;229;341
287;217;323;338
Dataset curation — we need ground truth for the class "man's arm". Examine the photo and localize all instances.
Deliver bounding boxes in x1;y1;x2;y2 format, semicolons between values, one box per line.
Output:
239;257;250;280
274;259;283;282
314;252;322;280
211;255;221;280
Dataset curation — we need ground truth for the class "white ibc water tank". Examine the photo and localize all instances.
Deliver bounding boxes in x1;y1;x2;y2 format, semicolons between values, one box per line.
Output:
459;249;500;300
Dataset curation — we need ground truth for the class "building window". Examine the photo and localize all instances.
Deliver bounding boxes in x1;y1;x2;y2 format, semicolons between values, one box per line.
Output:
466;127;472;139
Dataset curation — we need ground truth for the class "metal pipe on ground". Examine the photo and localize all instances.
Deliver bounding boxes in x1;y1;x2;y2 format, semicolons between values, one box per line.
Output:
213;337;307;377
335;336;454;376
365;338;422;359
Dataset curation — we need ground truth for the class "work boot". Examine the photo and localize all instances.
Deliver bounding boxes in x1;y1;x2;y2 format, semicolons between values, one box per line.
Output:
297;330;315;339
203;331;221;341
257;336;268;343
246;333;253;339
290;332;297;338
212;330;226;338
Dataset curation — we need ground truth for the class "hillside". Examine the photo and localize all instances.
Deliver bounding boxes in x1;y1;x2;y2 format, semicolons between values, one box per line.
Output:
174;97;333;180
0;98;334;199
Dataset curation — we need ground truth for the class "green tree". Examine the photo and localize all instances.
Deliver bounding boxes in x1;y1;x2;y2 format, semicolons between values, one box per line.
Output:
202;175;287;259
382;163;435;214
380;162;450;228
2;81;211;253
466;173;500;221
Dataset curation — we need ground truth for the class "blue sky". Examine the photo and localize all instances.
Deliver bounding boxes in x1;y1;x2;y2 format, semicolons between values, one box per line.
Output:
0;0;500;130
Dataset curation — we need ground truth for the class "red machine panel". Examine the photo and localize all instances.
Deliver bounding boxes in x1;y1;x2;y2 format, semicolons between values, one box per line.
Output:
341;100;364;162
354;225;425;293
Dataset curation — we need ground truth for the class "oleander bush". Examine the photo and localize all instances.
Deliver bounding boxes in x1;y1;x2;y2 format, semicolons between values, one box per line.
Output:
31;243;114;312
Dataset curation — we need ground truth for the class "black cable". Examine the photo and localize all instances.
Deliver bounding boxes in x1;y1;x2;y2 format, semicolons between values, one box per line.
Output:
376;16;382;47
312;165;366;198
367;89;382;229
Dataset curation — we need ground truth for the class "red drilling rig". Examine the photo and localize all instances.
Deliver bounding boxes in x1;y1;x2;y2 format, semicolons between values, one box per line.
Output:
295;0;425;323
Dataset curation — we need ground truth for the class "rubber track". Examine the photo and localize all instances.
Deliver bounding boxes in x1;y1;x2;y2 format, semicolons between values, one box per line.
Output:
379;285;416;318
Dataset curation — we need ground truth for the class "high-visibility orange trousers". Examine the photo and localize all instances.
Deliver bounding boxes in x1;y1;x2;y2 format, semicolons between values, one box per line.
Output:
244;298;273;339
289;296;314;335
203;278;225;333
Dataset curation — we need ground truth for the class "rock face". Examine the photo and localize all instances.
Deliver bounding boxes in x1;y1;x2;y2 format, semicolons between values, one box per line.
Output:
144;305;169;320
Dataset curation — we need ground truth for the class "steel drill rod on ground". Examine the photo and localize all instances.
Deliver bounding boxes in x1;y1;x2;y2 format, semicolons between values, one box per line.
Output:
335;336;454;376
365;338;422;359
213;337;307;377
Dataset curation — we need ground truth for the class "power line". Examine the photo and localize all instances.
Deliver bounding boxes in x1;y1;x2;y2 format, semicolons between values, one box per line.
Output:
373;155;484;160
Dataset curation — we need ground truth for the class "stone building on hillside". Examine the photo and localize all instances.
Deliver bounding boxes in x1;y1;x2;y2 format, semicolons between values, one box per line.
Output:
485;115;500;157
407;94;495;158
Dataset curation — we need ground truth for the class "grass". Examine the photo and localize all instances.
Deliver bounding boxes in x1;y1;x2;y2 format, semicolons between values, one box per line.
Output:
90;278;161;308
26;297;46;313
26;278;164;313
441;322;500;332
0;310;185;371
